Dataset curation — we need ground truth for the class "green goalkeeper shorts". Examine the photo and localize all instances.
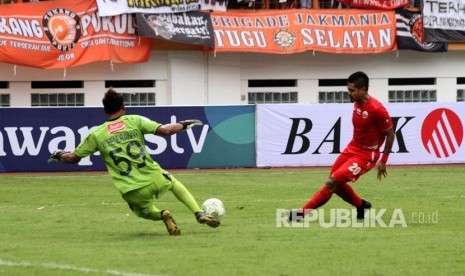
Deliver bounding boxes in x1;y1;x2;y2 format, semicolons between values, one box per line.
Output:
122;171;177;220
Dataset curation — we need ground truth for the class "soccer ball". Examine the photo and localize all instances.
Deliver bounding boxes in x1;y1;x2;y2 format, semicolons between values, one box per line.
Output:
202;198;225;221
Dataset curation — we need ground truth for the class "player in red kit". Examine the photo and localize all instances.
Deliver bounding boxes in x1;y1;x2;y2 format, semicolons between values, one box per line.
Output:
290;71;395;221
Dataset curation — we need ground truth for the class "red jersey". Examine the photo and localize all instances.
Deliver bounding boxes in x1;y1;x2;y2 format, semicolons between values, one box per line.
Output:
347;96;393;151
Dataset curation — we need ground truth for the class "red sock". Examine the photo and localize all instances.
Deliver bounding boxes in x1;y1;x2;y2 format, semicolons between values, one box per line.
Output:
302;185;334;212
335;183;363;208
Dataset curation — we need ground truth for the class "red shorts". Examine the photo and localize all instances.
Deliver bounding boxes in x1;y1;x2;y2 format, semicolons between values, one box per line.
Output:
330;146;380;183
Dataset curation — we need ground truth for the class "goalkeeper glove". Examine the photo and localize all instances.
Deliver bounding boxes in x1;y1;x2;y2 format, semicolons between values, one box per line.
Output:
48;150;69;163
178;119;203;130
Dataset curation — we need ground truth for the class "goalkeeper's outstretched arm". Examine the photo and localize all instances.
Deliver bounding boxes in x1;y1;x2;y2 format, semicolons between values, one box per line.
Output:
156;119;203;136
48;150;81;164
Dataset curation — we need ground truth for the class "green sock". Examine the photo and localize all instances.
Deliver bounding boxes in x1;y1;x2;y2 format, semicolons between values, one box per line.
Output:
146;207;163;221
171;180;203;213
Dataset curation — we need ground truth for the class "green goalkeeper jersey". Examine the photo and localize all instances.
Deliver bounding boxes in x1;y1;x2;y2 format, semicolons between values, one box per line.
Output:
75;114;163;194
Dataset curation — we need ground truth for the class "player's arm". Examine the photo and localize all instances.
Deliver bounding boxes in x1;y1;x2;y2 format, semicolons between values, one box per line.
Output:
48;132;96;164
48;150;81;164
377;127;395;180
156;120;203;136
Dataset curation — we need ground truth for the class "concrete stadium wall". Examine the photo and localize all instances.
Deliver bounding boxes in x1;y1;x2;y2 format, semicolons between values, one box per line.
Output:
1;50;464;106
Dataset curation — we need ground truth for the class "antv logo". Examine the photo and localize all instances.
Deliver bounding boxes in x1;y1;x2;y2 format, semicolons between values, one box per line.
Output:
0;116;208;166
276;208;408;228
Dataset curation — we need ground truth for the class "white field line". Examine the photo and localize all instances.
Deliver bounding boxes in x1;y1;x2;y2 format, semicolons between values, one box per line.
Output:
7;169;324;178
0;197;305;209
0;202;125;209
0;258;166;276
442;195;465;198
0;197;307;210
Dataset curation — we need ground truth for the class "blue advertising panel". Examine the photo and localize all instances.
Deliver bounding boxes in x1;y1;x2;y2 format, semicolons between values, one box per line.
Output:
0;106;256;172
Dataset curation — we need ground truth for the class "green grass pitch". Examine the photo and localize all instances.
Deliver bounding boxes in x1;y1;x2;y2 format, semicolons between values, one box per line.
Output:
0;166;464;276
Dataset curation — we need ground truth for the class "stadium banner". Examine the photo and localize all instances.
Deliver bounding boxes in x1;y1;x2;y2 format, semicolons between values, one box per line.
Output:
95;0;201;16
423;0;465;42
210;10;397;54
395;10;447;52
136;12;215;49
95;0;227;17
0;0;152;69
256;103;465;167
202;0;228;12
0;106;255;173
345;0;408;9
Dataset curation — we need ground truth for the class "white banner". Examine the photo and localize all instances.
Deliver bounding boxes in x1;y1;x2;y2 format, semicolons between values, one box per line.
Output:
95;0;227;17
257;103;465;167
96;0;202;16
423;0;465;30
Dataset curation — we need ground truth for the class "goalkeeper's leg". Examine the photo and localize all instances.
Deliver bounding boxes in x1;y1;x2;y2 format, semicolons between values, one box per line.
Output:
122;185;181;235
169;176;203;214
123;185;163;220
170;177;220;227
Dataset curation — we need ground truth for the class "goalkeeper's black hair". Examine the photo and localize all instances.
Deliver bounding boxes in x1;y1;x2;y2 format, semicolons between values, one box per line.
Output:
347;71;369;91
103;88;124;115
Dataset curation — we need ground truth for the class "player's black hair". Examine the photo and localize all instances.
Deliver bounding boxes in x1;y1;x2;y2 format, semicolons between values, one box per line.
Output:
348;71;369;91
102;88;124;115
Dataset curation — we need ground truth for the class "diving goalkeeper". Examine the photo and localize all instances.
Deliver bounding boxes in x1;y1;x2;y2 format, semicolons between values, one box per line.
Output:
49;88;219;235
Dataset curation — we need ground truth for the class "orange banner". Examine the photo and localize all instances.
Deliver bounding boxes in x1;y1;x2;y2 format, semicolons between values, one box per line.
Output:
211;9;397;54
0;0;152;69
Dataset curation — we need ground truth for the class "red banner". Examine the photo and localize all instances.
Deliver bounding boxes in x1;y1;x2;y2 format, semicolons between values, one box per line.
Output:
0;0;152;69
345;0;408;9
211;9;397;54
